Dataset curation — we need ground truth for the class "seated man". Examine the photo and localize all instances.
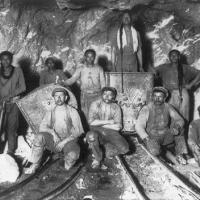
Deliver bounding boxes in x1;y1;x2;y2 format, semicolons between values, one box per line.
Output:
135;86;188;165
188;106;200;165
86;87;129;169
25;87;84;174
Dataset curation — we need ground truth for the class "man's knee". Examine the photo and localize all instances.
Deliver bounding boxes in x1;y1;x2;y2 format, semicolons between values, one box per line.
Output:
65;151;79;163
86;131;98;143
33;133;46;146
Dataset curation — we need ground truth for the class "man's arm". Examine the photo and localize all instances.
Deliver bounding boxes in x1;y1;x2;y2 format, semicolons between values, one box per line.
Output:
188;122;199;151
137;33;143;72
102;104;122;131
99;67;106;88
169;104;184;134
185;66;200;89
14;67;26;97
135;106;149;140
39;111;59;139
88;101;113;126
63;68;81;86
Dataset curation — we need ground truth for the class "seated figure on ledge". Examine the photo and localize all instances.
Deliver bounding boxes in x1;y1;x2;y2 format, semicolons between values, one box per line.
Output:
135;86;188;165
25;87;84;174
86;86;129;169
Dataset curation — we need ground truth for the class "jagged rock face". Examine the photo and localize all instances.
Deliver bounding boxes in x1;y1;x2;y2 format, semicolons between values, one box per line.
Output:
1;1;200;117
56;0;153;10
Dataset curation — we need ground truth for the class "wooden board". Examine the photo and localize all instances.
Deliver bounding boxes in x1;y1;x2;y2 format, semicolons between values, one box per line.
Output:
106;72;153;132
16;84;77;134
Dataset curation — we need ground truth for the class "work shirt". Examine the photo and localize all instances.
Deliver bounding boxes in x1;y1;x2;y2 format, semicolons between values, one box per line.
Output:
40;69;67;85
156;64;200;91
39;105;83;140
188;119;200;150
66;64;105;93
135;102;184;140
88;99;122;127
0;66;26;101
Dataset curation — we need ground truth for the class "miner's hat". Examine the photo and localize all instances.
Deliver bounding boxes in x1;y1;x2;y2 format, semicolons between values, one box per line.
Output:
102;86;117;98
52;87;69;97
152;86;168;98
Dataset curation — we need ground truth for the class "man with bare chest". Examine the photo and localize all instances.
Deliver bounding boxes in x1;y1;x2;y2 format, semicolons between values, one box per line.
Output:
0;51;26;154
63;49;105;119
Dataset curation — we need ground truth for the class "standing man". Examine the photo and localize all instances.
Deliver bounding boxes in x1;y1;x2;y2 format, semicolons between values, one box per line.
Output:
25;87;84;174
115;12;143;72
188;106;200;165
86;87;129;169
40;57;67;85
155;49;200;121
0;51;26;155
63;49;105;119
135;87;188;165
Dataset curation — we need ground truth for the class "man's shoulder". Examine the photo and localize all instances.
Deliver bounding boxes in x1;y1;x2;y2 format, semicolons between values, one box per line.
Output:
190;119;200;127
156;63;170;71
91;99;102;107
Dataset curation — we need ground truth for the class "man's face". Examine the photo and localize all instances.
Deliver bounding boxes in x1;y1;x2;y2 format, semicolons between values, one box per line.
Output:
102;90;115;104
153;92;165;105
169;51;180;64
46;59;55;70
54;91;66;106
122;13;131;25
85;52;95;65
1;55;12;68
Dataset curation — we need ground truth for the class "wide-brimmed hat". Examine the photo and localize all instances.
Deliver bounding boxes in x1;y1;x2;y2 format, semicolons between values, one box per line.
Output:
52;87;69;97
152;86;168;98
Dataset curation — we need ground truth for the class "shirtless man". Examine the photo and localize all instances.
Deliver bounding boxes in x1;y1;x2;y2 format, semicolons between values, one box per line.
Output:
63;49;105;118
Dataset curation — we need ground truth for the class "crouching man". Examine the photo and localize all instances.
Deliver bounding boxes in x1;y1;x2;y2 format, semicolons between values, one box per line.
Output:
86;87;129;169
25;87;84;174
188;106;200;165
135;87;188;165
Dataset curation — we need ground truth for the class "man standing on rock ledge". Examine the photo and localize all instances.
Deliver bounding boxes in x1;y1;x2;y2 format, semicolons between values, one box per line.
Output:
63;49;105;120
0;51;26;155
115;12;143;72
136;87;188;165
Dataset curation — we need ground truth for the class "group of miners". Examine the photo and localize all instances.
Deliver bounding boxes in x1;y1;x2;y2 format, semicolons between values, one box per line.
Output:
1;11;200;175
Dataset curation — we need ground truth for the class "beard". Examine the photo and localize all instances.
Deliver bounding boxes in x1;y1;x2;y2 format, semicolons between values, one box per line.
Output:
55;100;65;106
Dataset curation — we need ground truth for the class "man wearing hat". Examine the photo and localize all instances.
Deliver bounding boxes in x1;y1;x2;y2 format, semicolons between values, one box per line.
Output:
86;86;129;169
25;87;84;174
135;86;188;165
188;106;200;165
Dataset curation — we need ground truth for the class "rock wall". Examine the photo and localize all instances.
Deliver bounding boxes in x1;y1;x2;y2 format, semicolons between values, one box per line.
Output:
1;0;200;119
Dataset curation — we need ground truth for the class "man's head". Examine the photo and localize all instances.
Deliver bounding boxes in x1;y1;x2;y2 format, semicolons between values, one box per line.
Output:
84;49;96;65
102;87;117;104
52;88;69;106
122;12;131;25
0;51;13;68
152;87;168;106
168;49;180;64
45;57;56;70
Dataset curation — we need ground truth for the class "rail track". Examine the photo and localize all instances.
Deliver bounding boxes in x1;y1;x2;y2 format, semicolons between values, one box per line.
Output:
1;136;200;200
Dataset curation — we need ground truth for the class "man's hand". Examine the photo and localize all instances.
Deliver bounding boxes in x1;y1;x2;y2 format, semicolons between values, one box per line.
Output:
51;131;60;144
185;84;192;90
172;124;181;136
55;141;66;151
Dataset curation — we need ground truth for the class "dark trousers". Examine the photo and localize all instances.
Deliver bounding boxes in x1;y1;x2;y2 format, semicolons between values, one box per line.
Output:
4;103;19;154
86;126;129;162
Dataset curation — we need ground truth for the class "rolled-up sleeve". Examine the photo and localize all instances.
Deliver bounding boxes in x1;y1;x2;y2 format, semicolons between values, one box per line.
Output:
113;105;122;125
